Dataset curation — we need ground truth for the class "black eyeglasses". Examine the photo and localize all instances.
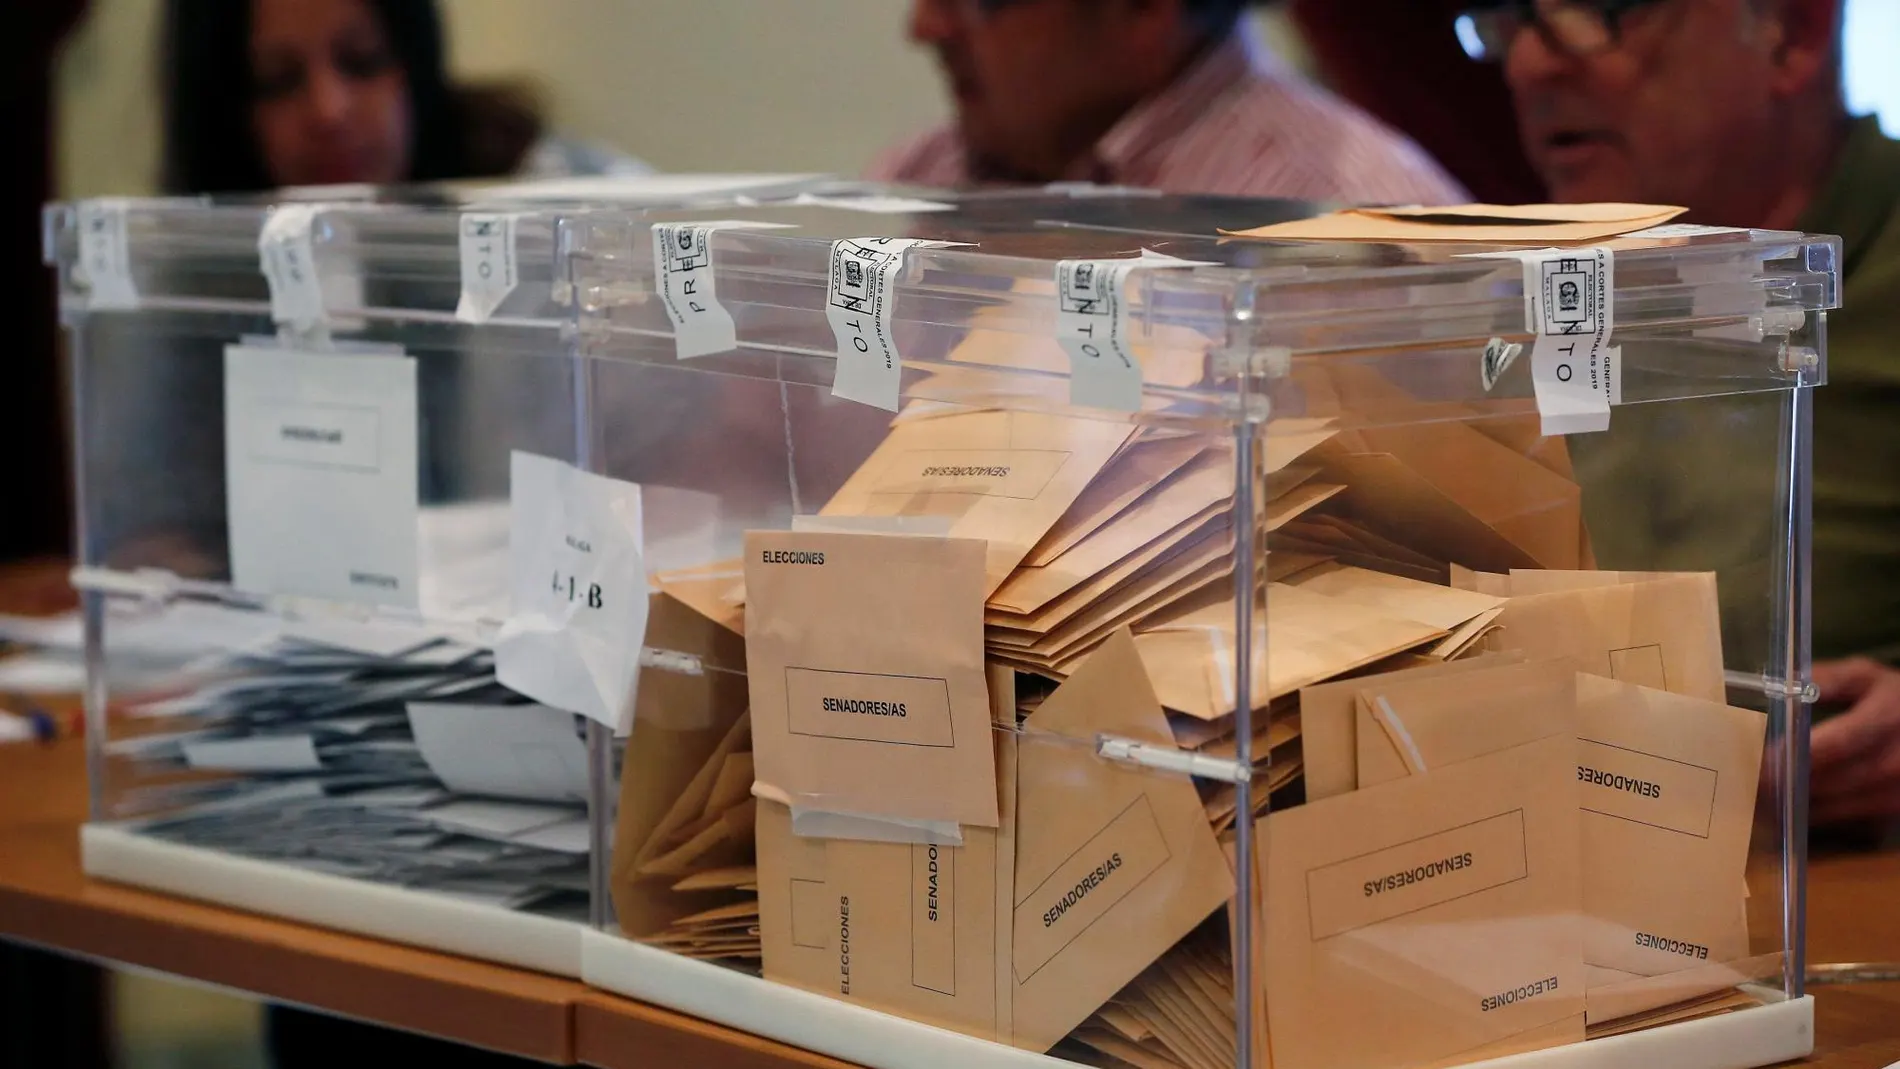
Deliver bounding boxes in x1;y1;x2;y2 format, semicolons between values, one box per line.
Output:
1454;0;1668;62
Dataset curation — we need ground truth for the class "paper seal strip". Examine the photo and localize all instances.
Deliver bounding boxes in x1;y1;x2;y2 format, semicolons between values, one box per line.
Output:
653;220;794;359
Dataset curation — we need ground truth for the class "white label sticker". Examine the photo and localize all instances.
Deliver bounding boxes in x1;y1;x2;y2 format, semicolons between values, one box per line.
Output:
77;199;137;310
258;205;327;329
494;451;650;732
1525;247;1618;435
224;344;420;607
1053;251;1214;412
652;220;792;359
1055;259;1143;412
456;212;519;324
824;237;937;411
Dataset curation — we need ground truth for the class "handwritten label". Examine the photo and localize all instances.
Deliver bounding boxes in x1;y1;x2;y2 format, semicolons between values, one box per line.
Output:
494;451;649;731
456;212;519;323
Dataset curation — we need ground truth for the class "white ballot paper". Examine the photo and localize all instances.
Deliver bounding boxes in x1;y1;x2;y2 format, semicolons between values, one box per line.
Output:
495;451;650;731
407;701;589;802
224;344;420;607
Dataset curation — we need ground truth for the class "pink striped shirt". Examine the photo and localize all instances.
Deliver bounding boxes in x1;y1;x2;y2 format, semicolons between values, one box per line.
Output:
869;34;1468;205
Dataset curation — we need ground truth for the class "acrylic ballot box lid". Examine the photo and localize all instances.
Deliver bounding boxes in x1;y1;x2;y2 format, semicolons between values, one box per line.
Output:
565;197;1839;423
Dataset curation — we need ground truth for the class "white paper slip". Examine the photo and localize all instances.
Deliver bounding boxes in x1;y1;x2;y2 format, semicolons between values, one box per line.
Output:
1520;247;1620;436
494;451;649;731
511;817;591;854
423;798;578;840
224;344;421;608
825;237;961;411
456;212;519;324
652;220;793;359
407;702;589;803
1053;251;1213;413
258;204;327;330
181;735;323;773
77;198;138;309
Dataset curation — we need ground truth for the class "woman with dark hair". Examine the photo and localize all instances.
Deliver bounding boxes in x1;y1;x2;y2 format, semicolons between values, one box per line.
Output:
161;0;642;195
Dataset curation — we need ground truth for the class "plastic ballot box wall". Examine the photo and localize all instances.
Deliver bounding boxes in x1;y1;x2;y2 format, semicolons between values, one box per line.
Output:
41;175;839;977
562;195;1839;1069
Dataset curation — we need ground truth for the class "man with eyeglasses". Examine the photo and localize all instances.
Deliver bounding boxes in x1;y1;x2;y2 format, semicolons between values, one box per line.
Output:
1466;0;1900;827
869;0;1466;203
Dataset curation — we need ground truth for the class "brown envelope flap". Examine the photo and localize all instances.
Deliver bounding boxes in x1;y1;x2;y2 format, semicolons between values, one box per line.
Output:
1352;659;1580;788
1488;574;1726;704
1584;952;1781;1025
1288;562;1502;631
1324;452;1542;574
1012;632;1235;1052
1226;203;1685;245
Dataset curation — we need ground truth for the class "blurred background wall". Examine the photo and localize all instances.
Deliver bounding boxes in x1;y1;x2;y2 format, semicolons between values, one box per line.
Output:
53;0;1311;199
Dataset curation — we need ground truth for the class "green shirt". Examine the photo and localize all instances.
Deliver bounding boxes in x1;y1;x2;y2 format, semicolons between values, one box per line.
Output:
1570;115;1900;669
1800;115;1900;663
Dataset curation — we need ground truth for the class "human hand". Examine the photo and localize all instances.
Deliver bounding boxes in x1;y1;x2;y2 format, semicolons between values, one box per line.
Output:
1809;658;1900;824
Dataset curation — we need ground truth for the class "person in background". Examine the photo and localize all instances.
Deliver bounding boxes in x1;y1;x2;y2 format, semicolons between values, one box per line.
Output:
1466;0;1900;826
163;0;644;194
870;0;1469;204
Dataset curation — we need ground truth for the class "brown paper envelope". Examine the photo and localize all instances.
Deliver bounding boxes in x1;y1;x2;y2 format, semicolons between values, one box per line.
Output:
610;591;752;938
1269;550;1335;583
1351;660;1580;789
640;798;757;879
672;866;758;892
988;515;1231;637
1330;421;1585;570
1485;574;1727;704
701;753;755;822
819;407;1134;595
991;449;1234;614
1010;632;1234;1051
1413;1016;1584;1069
1505;569;1704;595
1265;483;1346;533
1428;608;1504;660
1288;563;1503;631
1572;674;1764;975
1026;438;1210;567
1134;583;1446;722
634;711;753;871
653;560;749;635
1266;464;1322;503
1584;951;1781;1025
1198;710;1302;762
675;899;761;927
1270;532;1441;585
1467;413;1578;482
1037;548;1233;665
993;501;1230;619
745;530;999;827
1288;516;1443;574
756;764;1010;1043
1075;1029;1191;1069
1263;734;1585;1069
1583;989;1760;1040
1119;991;1226;1069
1225;202;1684;244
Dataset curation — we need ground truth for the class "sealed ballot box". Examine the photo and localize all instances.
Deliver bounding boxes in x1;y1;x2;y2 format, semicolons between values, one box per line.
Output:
560;194;1840;1069
40;174;837;976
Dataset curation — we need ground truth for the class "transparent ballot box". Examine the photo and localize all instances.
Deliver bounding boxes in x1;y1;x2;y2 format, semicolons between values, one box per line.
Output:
41;175;834;976
564;197;1838;1069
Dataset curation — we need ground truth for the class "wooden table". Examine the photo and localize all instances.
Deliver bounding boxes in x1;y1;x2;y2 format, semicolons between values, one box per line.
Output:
3;558;1900;1066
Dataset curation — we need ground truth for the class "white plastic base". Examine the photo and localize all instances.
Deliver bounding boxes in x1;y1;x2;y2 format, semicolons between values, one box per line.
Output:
83;825;584;977
581;930;1814;1069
